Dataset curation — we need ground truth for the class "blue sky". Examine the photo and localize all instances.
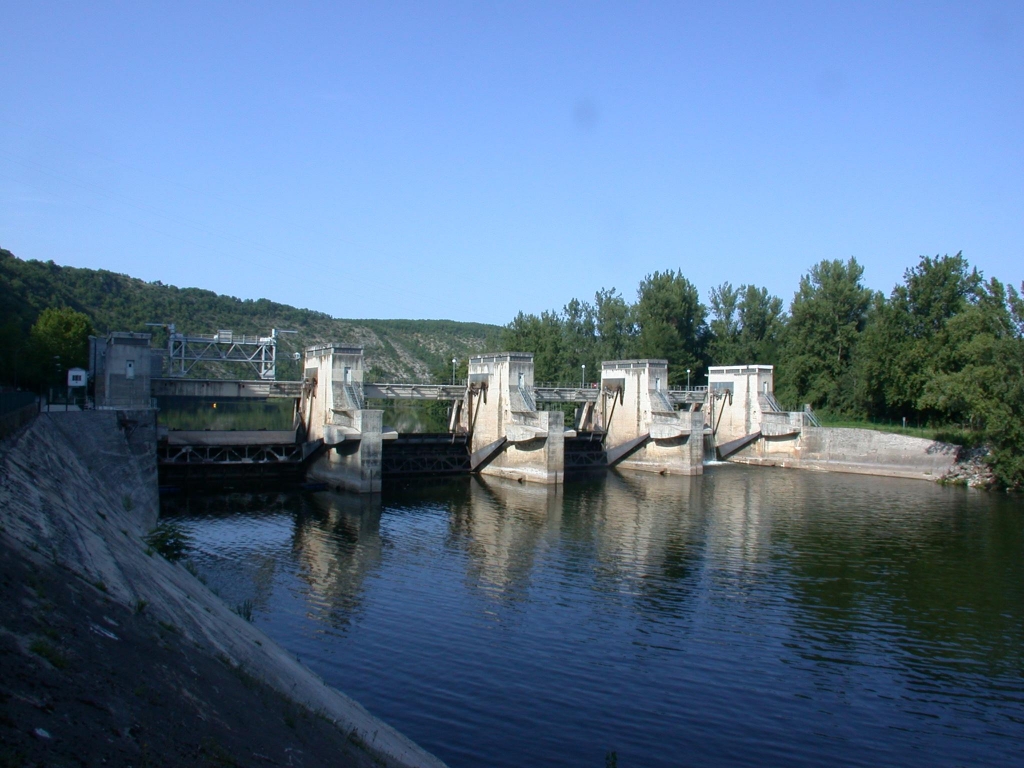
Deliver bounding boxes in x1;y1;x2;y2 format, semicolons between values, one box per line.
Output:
2;2;1021;326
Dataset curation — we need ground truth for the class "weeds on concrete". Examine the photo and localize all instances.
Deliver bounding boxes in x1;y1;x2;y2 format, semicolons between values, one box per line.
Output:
229;662;260;692
93;580;107;593
121;494;135;512
605;751;618;768
182;558;207;584
347;726;389;765
157;620;178;635
29;638;68;669
199;737;242;767
143;521;190;562
234;599;254;622
134;599;149;614
347;728;368;750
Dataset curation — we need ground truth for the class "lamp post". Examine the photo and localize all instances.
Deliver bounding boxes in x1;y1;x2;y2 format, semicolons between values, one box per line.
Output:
452;358;457;386
687;368;691;390
581;364;586;388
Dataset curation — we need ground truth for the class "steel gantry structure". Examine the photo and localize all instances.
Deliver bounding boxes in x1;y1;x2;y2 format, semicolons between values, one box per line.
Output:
149;325;297;380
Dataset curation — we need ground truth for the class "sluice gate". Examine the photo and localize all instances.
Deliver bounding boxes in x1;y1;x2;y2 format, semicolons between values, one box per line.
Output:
381;433;470;477
563;431;608;472
157;433;314;490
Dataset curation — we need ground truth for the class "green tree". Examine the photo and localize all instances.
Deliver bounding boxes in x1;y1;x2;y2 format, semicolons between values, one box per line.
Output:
501;310;567;383
707;282;741;365
560;298;597;383
736;285;785;365
708;283;785;366
777;258;871;412
27;306;93;389
857;253;981;420
593;287;635;362
919;278;1024;488
0;320;30;388
635;270;707;383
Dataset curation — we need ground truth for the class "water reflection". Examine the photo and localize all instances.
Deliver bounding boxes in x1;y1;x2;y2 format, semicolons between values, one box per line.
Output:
294;492;385;626
451;476;562;598
581;472;705;617
162;492;295;613
167;467;1024;768
764;470;1024;684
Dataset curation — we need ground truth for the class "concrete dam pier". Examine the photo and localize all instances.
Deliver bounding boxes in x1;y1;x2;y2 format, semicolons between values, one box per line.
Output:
300;347;709;493
88;331;962;493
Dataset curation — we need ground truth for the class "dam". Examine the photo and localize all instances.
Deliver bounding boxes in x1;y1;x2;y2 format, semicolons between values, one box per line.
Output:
86;331;958;493
86;330;961;493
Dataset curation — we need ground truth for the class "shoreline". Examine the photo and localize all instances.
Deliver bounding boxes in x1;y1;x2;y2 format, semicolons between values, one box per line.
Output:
0;411;447;768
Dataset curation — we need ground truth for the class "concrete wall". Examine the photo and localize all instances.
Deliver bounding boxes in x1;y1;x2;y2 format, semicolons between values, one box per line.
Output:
729;426;960;481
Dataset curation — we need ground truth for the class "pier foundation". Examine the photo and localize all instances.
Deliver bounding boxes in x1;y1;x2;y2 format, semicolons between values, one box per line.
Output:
463;353;564;484
601;360;703;475
301;344;384;493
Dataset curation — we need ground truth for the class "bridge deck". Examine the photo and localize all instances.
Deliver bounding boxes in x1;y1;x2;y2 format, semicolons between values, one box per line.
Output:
363;383;465;400
364;383;707;405
152;378;303;399
152;378;707;406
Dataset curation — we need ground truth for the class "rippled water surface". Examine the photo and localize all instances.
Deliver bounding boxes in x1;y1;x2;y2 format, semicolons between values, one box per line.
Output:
163;466;1024;767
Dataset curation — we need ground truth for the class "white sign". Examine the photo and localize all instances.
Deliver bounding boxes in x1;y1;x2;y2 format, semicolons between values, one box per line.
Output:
67;368;87;388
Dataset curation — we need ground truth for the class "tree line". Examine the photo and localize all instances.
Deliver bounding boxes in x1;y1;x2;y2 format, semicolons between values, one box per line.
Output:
3;246;1021;488
501;253;1024;488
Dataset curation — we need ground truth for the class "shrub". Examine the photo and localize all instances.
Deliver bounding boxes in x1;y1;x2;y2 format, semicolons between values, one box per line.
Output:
143;521;190;562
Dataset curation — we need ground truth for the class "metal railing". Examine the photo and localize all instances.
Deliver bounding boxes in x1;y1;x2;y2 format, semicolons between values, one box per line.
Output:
803;404;823;427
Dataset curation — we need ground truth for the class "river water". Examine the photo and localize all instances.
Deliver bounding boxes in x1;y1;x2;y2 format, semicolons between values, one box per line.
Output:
162;465;1024;767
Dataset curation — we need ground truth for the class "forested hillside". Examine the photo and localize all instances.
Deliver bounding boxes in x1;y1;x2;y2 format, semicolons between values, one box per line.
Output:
0;248;499;383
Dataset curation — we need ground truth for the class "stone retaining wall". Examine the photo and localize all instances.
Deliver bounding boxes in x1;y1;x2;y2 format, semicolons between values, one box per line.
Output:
729;426;960;481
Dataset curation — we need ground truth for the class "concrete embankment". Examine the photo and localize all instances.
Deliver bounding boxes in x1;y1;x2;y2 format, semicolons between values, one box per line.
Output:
728;426;960;481
0;411;447;768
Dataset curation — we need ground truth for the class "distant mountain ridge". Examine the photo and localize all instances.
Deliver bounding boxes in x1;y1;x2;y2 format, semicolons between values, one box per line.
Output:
0;248;500;381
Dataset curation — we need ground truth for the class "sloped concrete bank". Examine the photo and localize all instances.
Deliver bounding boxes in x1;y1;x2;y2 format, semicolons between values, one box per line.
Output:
0;411;447;768
728;426;960;481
